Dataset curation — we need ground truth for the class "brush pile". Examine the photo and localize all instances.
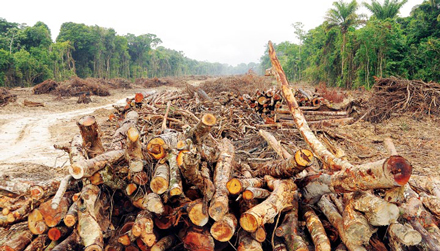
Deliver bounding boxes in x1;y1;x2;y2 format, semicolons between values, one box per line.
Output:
0;88;17;106
366;77;440;123
135;77;186;89
1;45;440;251
33;77;133;97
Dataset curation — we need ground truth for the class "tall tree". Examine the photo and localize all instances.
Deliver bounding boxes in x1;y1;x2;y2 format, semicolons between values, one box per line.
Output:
364;0;408;20
325;0;360;84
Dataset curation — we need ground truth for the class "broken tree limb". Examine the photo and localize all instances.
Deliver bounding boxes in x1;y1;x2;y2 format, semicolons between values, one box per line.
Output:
77;184;104;251
243;187;271;200
69;149;125;179
303;205;331;251
111;111;139;150
186;113;216;144
258;129;291;159
167;150;183;197
125;127;144;173
51;175;72;209
179;149;215;201
351;191;399;226
0;222;33;251
275;192;308;251
237;230;263;251
317;195;367;251
301;156;412;203
250;149;313;178
267;40;412;178
52;230;79;251
209;138;234;221
240;177;296;233
151;235;175;251
77;115;105;158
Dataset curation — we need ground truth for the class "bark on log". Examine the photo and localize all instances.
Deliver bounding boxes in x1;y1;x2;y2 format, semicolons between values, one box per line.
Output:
237;230;263;251
24;234;48;251
186;113;216;144
69;150;125;179
258;129;291;159
131;210;154;238
179;149;215;201
251;149;313;178
301;156;412;203
342;194;375;246
317;195;367;251
227;178;264;196
240;177;296;233
409;175;440;199
351;191;399;226
251;226;266;243
388;223;422;248
125;127;144;173
419;192;440;218
78;115;105;158
150;163;170;195
186;199;209;227
209;138;234;221
0;222;33;251
51;175;72;209
275;192;308;251
139;193;164;215
243;187;271;200
64;200;78;227
51;230;79;251
77;185;104;251
303;205;331;251
48;226;68;241
111;111;139;150
267;40;413;183
210;213;237;242
151;235;175;251
167;150;183;197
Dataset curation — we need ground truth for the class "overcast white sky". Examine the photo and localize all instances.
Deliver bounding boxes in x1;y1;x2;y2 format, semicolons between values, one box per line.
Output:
1;0;423;66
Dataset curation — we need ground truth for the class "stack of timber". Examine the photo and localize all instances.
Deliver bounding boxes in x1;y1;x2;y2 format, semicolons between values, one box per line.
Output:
0;42;439;251
248;87;353;127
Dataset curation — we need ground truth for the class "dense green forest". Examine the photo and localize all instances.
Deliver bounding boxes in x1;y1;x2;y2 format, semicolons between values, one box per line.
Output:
261;0;440;88
0;19;260;87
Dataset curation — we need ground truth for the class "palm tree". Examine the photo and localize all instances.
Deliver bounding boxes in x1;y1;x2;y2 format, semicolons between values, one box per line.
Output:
364;0;409;20
325;0;360;80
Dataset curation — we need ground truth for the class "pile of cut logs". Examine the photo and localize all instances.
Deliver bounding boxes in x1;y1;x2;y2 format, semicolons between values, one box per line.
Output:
1;42;439;251
247;87;353;127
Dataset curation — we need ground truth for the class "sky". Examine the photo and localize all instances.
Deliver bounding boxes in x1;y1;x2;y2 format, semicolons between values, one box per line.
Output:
1;0;423;66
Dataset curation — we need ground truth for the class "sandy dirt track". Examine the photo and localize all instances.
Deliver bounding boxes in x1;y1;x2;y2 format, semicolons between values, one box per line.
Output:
0;87;142;169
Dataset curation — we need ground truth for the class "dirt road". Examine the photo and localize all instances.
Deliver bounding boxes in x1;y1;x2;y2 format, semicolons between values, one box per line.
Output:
0;88;140;169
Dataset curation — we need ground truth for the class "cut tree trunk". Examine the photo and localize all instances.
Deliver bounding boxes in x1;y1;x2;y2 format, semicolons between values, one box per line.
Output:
77;115;105;158
186;113;216;144
125;127;144;173
240;177;296;233
301;156;412;203
69;150;125;179
150;163;170;195
209;138;234;222
210;213;237;242
227;178;264;196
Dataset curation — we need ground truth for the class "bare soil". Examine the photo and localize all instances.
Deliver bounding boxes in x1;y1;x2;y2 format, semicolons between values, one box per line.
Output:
0;77;439;180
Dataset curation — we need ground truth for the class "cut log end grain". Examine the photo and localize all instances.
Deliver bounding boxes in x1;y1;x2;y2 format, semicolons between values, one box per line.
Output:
151;235;175;251
226;178;242;195
79;116;96;127
70;164;84;179
147;138;166;160
127;127;140;143
141;232;157;247
126;183;138;196
240;213;259;233
252;227;266;243
84;244;103;251
294;149;314;167
187;201;209;227
201;114;216;126
210;214;237;242
385;155;412;186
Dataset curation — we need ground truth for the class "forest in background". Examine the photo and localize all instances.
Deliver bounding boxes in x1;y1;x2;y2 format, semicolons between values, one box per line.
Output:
261;0;440;89
1;0;439;89
0;20;260;87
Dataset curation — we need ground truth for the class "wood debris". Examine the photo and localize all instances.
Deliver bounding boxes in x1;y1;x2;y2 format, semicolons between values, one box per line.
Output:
0;42;438;251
